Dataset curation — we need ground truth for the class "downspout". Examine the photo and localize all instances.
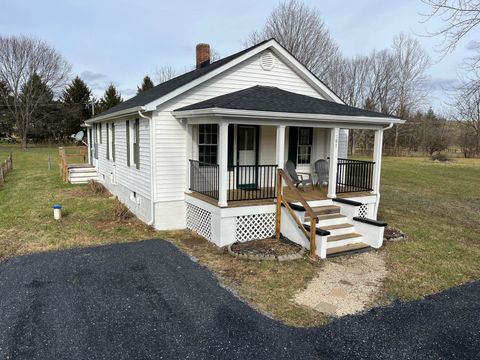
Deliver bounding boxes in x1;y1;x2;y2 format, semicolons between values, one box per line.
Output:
374;122;394;217
383;122;394;131
138;109;156;226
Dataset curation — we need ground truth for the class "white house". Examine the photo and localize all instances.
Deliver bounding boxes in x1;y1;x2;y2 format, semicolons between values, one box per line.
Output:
84;39;403;258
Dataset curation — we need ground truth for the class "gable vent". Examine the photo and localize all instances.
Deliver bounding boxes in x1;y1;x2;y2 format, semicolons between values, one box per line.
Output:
260;51;275;71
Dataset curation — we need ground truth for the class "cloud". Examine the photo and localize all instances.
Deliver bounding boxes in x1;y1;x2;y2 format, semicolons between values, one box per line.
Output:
466;40;480;51
80;71;108;81
425;77;459;91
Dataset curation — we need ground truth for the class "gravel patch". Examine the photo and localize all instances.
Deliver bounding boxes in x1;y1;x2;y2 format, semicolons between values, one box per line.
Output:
294;252;387;316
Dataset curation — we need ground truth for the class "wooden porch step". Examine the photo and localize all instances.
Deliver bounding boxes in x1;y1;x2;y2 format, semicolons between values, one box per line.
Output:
326;242;371;256
327;232;362;242
306;213;346;221
321;223;354;231
310;205;340;215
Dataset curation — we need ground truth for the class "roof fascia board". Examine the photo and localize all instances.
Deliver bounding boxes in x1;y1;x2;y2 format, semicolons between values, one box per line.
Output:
184;116;385;130
85;106;146;124
172;108;404;125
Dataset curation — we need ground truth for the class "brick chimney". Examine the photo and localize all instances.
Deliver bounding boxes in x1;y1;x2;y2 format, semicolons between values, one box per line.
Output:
196;43;210;69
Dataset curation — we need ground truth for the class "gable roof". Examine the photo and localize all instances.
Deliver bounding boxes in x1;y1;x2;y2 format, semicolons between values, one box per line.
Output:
87;39;344;122
175;86;399;120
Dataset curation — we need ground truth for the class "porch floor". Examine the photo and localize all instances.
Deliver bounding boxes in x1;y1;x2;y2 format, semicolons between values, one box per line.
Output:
186;186;373;208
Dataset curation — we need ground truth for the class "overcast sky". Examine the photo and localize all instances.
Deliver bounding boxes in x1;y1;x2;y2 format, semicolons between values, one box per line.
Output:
1;0;479;112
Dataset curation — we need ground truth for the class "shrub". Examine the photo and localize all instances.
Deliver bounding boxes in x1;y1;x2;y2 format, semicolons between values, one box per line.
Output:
112;198;133;221
88;180;108;195
430;153;451;162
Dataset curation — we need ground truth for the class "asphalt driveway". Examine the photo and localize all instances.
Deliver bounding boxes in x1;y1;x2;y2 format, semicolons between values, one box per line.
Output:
0;239;479;359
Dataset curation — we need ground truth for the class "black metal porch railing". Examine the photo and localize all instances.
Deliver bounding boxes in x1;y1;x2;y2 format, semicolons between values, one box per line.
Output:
336;158;375;193
228;164;278;201
189;160;219;200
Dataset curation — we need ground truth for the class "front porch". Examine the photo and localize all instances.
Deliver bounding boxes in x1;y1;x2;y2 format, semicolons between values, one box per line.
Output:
173;85;402;256
181;122;383;251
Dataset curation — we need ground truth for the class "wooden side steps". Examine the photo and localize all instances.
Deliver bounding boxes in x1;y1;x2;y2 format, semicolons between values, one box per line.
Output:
327;232;362;242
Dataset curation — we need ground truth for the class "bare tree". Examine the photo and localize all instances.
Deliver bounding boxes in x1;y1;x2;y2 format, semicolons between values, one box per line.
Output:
244;0;341;79
155;65;177;84
391;33;430;153
454;83;480;155
421;0;480;55
0;35;71;148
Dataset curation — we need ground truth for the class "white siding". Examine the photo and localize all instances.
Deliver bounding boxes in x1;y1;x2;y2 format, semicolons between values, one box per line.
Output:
259;126;276;165
94;117;152;222
153;49;327;203
338;129;349;158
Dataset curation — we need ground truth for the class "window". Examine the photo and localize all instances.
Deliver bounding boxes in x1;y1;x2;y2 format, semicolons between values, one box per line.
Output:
126;120;130;166
297;128;313;165
198;124;218;164
133;119;140;170
106;123;110;159
111;122;115;162
94;124;99;159
99;123;102;144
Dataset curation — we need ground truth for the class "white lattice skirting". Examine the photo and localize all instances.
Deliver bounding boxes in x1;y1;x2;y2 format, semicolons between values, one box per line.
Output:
358;204;368;218
235;213;276;243
186;203;212;241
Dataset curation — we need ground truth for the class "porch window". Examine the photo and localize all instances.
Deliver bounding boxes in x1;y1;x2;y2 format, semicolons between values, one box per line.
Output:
297;127;313;164
198;124;218;165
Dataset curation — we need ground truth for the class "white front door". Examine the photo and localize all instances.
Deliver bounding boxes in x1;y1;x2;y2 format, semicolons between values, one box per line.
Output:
237;126;258;189
238;126;257;165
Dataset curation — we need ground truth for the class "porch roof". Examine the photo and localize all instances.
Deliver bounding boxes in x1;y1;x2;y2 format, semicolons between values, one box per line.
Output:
174;86;403;125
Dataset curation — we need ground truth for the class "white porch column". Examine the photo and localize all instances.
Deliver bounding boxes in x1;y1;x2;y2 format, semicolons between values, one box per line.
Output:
275;125;286;169
372;129;384;195
327;127;339;198
185;123;193;193
218;122;229;207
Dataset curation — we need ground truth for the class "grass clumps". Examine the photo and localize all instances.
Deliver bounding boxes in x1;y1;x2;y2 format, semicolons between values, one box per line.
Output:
112;198;134;221
88;180;109;195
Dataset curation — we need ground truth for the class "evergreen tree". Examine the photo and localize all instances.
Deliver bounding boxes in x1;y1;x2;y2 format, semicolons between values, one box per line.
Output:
137;75;154;94
61;76;93;135
99;84;123;112
20;73;62;141
0;80;13;138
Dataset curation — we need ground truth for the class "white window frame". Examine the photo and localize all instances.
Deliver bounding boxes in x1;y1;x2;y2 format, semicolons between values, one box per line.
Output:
297;127;313;165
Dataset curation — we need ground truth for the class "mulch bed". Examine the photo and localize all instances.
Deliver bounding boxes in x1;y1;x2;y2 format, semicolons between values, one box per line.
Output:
384;226;406;241
230;238;301;257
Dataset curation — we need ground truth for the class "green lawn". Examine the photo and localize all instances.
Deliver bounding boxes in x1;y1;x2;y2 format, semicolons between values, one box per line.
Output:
0;145;156;259
379;157;480;301
0;145;479;325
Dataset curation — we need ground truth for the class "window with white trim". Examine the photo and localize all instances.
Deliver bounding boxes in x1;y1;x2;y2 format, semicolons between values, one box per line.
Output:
297;127;313;165
198;124;218;165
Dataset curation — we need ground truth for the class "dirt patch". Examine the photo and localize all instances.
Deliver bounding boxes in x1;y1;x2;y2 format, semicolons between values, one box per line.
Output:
230;238;301;257
294;252;387;317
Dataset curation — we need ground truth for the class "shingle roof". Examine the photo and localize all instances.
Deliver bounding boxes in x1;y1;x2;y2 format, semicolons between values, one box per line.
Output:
174;86;398;119
95;40;273;118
